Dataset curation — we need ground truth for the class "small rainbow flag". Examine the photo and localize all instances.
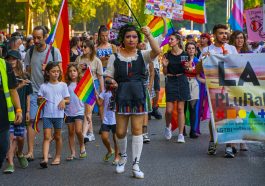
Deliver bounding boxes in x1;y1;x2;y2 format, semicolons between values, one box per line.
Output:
32;99;47;133
74;67;96;106
148;17;174;47
183;0;206;24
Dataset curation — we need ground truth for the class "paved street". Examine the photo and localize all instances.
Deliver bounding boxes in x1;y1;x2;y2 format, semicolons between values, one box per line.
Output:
1;112;265;186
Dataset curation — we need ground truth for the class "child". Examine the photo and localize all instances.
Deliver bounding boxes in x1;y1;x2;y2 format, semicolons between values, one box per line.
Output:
96;80;119;165
65;63;87;160
38;62;70;168
4;50;32;174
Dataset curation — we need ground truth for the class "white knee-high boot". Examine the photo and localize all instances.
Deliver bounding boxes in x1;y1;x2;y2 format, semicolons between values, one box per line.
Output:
132;135;144;179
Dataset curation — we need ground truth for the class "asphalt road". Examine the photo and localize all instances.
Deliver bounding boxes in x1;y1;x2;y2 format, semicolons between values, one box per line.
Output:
0;112;265;186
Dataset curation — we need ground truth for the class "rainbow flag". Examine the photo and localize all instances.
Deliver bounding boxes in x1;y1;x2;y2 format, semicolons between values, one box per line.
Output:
74;68;96;106
32;99;47;133
229;0;244;31
183;0;206;24
148;16;174;47
46;0;69;74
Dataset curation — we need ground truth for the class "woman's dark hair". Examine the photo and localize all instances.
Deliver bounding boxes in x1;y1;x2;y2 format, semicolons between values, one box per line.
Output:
229;30;249;53
98;25;109;45
70;36;80;49
170;32;183;50
185;42;197;56
213;24;228;34
81;40;96;61
118;24;142;48
44;62;62;83
65;63;83;85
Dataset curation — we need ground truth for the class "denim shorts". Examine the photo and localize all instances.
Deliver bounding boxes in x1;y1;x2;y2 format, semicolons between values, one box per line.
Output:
10;124;25;137
43;118;64;129
65;115;84;124
30;93;42;120
99;124;116;134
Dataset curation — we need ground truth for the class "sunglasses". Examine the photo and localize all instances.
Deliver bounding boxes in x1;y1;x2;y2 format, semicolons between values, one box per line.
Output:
125;35;138;39
82;45;87;49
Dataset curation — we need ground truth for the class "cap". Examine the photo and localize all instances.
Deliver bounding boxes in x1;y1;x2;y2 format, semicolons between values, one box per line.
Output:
6;50;21;60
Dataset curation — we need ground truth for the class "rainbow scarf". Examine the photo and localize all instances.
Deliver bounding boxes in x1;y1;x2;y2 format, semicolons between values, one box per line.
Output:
32;99;47;133
183;0;206;24
148;17;174;47
74;68;96;106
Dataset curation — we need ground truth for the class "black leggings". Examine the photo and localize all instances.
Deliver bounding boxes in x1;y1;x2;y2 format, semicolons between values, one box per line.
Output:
0;129;9;168
185;100;198;134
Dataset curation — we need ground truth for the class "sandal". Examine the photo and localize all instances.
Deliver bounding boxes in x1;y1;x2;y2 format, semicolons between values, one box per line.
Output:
24;153;34;162
51;160;61;165
103;149;115;162
79;151;87;159
40;161;48;168
66;155;76;161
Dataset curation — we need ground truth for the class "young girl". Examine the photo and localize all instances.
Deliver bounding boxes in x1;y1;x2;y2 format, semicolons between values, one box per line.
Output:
96;80;119;165
65;64;87;160
38;62;70;168
4;50;32;174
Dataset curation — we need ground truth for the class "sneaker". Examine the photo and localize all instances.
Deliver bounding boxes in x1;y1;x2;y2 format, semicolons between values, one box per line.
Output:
190;132;199;139
3;164;14;174
177;134;185;143
151;107;162;119
225;147;235;158
143;133;150;143
84;133;95;143
207;141;217;155
132;164;144;179
116;155;127;174
164;126;172;140
17;154;29;169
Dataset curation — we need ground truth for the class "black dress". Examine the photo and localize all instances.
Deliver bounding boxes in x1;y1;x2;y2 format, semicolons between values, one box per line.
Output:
165;51;191;102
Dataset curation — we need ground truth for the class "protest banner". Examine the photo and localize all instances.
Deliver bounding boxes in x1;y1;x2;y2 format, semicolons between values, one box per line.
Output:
203;54;265;143
245;7;265;42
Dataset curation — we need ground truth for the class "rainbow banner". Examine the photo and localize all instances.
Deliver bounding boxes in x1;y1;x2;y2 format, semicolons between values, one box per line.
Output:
46;0;70;74
32;99;47;133
148;16;174;47
74;67;96;106
229;0;244;31
203;54;265;143
183;0;206;24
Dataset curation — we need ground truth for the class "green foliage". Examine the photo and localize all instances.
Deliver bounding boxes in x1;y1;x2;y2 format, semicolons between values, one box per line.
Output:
244;0;262;10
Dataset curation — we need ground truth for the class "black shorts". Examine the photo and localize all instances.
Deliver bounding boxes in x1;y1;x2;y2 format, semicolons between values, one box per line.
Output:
154;68;160;91
65;115;84;124
99;124;116;134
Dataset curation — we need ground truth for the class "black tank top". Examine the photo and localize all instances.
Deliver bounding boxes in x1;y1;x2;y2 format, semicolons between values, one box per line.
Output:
166;51;188;75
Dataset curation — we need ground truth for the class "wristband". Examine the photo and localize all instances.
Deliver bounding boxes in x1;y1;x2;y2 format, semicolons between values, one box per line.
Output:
16;108;22;113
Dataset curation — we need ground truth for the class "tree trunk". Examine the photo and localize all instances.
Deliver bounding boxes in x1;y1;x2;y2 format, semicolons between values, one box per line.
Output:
83;21;86;31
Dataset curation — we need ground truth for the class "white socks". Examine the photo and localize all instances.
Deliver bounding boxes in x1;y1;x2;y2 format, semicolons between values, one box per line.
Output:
132;135;143;169
117;136;127;158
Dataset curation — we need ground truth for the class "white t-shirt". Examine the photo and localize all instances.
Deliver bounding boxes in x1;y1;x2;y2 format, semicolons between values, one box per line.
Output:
104;50;152;78
99;90;116;125
38;82;70;118
200;43;238;59
146;35;164;69
65;82;84;117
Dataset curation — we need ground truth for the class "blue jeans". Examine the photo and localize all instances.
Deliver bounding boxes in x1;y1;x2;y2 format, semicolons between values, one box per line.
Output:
0;129;10;168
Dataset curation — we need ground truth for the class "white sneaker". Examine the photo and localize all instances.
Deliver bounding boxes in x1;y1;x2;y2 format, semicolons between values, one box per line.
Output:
116;157;127;174
87;133;95;142
132;164;144;179
164;126;172;140
177;134;185;143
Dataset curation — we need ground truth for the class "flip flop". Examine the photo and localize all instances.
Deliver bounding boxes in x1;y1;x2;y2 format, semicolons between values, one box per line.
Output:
66;155;76;161
51;160;61;165
25;154;34;162
40;161;48;168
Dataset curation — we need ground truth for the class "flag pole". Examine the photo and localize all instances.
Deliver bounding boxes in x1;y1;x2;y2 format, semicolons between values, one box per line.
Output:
123;0;141;27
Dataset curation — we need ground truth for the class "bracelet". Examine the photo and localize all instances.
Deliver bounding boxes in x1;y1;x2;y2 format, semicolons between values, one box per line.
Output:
16;108;22;113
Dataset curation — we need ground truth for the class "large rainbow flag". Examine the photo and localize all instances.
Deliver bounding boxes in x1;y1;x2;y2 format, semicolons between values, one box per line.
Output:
46;0;69;74
183;0;206;24
74;67;96;106
148;16;174;47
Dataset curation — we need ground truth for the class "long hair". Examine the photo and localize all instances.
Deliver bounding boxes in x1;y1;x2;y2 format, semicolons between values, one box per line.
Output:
229;30;249;53
8;59;26;79
70;36;80;49
43;62;62;83
97;25;109;46
65;63;83;85
81;40;96;61
118;24;142;48
185;42;197;56
170;32;184;50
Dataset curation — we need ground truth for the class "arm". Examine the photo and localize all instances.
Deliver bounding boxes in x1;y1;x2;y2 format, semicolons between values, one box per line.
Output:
196;74;206;84
97;74;104;93
9;88;23;124
161;55;168;75
148;62;155;92
141;26;161;60
26;95;30;122
161;16;168;38
58;97;70;110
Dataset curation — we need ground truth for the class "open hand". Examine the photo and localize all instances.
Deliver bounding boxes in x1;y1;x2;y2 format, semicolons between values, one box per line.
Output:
58;100;66;110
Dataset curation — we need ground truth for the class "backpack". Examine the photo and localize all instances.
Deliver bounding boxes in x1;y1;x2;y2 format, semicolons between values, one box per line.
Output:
29;45;55;63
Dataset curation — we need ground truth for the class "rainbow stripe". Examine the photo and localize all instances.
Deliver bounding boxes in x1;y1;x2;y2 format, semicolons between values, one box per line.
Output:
32;99;47;133
74;68;96;106
46;0;70;74
183;0;206;24
148;17;174;47
228;0;244;31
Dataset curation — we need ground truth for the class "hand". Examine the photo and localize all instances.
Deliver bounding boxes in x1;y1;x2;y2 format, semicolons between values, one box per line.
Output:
42;64;47;71
202;52;210;58
162;56;169;67
14;112;23;125
141;26;151;38
17;79;29;89
26;112;30;122
58;100;66;110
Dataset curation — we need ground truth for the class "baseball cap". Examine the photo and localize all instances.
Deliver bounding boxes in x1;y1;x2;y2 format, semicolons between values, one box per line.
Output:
6;50;21;60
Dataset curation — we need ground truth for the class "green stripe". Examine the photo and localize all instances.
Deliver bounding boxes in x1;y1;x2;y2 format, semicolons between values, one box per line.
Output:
185;4;204;10
152;22;173;37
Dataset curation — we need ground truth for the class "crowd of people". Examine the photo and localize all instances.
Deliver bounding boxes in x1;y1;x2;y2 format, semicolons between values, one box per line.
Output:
0;20;263;178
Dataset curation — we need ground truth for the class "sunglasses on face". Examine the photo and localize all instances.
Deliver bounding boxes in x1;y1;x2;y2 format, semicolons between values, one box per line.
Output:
125;35;138;39
82;45;87;49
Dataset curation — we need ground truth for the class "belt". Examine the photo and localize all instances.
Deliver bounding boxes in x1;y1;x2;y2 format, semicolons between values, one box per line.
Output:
167;73;183;77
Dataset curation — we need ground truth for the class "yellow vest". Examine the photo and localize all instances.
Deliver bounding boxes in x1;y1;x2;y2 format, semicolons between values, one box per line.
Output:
0;58;15;122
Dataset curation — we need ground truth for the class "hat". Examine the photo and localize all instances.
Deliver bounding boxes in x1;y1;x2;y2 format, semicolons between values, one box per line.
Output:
200;33;212;45
6;50;21;60
186;34;194;40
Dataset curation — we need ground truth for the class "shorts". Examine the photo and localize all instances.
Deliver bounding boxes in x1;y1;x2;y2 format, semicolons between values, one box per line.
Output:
154;68;161;91
99;124;116;134
43;118;64;129
187;77;199;100
65;115;84;124
10;124;25;137
30;93;42;120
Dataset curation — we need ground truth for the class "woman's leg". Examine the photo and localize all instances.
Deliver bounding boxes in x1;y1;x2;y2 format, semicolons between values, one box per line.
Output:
53;129;62;163
177;101;185;134
101;131;112;154
43;129;52;162
26;123;36;159
165;102;174;127
67;123;76;157
7;135;16;166
112;134;119;161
